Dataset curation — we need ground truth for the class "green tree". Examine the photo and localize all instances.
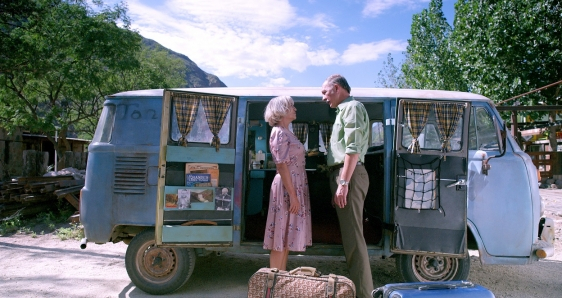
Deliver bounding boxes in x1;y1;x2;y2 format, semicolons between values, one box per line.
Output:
452;0;561;104
0;0;187;169
452;0;562;147
0;0;46;73
402;0;466;91
375;53;409;88
106;45;187;92
74;44;187;137
0;0;140;166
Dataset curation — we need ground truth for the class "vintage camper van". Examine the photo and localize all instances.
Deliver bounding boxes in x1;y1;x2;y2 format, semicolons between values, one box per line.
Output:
80;87;555;294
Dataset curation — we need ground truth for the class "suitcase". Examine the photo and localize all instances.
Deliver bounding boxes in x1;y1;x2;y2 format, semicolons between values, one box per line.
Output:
248;266;355;298
372;281;495;298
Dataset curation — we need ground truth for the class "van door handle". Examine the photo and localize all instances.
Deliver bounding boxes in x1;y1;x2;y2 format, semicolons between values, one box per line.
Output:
446;179;466;188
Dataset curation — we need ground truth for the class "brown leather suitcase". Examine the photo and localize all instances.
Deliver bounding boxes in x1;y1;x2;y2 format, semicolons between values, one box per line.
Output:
248;266;355;298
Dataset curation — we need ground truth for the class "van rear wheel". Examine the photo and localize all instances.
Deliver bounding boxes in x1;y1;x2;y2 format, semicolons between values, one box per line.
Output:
125;229;196;295
396;254;470;282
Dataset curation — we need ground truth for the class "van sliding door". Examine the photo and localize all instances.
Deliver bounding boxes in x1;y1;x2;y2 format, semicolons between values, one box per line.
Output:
392;99;471;257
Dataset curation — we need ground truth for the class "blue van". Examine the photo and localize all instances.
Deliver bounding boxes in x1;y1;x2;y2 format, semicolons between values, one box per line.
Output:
80;87;555;294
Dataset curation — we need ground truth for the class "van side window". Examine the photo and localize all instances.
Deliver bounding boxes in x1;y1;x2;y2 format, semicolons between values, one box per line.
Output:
92;104;116;143
371;121;384;147
171;101;231;144
469;107;499;151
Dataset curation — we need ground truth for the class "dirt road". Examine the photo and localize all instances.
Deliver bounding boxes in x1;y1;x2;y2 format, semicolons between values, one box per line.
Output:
1;189;561;298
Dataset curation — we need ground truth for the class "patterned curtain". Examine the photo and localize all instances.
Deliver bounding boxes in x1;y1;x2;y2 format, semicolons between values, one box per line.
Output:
404;101;432;154
173;93;200;147
319;123;333;151
434;102;465;153
292;122;308;144
201;96;234;151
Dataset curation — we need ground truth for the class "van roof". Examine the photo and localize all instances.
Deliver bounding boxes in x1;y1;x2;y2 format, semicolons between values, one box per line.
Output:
109;87;490;102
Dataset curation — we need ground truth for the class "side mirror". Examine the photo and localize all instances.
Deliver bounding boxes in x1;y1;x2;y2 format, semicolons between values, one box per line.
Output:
481;119;508;175
474;150;491;175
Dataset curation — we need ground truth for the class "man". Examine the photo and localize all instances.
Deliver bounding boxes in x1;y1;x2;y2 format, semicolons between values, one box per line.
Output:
216;187;231;211
321;74;373;298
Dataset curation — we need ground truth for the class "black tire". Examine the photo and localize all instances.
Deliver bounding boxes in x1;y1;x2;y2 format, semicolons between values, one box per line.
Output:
396;253;470;282
125;229;196;295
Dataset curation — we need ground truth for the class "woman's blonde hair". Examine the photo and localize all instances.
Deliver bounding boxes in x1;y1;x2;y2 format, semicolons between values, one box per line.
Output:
264;96;294;126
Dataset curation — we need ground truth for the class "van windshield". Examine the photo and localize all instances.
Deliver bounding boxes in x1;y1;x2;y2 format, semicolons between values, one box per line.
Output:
92;104;115;143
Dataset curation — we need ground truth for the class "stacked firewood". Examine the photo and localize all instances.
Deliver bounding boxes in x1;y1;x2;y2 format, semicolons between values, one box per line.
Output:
0;176;84;219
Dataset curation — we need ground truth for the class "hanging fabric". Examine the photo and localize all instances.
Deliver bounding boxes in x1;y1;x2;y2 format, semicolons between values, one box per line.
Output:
404;101;432;154
173;93;200;147
319;123;333;151
201;95;234;151
291;122;308;145
434;102;465;153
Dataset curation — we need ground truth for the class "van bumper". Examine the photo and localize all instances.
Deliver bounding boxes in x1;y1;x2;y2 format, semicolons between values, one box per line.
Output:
534;217;556;259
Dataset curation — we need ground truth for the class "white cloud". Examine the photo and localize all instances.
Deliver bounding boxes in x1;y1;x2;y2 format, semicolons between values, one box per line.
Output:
164;0;297;33
363;0;429;17
125;0;342;79
264;77;291;87
120;0;405;85
340;39;407;65
296;13;338;31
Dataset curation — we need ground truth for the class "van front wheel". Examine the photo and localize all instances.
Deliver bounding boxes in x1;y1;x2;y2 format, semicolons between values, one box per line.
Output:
125;229;196;295
396;254;470;282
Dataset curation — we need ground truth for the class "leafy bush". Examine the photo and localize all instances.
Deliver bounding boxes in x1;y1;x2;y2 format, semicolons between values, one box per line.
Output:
0;199;80;238
55;223;85;241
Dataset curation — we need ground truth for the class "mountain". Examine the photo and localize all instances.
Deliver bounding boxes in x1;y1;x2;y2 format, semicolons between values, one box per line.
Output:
142;38;227;88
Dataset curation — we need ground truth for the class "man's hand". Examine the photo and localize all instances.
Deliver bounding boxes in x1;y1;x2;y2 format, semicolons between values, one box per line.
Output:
333;185;348;208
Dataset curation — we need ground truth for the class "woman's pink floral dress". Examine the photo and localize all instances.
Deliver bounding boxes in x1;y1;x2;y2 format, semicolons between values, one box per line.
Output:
263;126;312;252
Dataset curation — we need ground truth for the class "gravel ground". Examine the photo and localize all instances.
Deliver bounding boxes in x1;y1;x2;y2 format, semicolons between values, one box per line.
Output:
0;189;560;298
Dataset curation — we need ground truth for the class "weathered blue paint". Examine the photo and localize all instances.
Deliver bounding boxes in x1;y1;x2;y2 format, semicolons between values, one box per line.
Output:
162;225;232;242
166;146;235;164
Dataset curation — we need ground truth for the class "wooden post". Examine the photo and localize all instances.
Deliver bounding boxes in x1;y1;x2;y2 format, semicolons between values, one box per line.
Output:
511;111;520;147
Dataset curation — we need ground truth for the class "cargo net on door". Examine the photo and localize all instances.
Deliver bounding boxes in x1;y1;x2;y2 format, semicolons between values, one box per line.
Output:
396;157;441;212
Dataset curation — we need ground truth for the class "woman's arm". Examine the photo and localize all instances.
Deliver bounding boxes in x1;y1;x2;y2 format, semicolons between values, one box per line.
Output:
276;162;300;214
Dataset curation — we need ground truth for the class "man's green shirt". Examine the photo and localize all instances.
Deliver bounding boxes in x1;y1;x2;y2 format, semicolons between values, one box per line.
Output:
327;96;370;166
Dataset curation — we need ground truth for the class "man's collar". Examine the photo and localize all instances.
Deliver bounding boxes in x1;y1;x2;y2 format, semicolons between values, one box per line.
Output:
336;96;354;113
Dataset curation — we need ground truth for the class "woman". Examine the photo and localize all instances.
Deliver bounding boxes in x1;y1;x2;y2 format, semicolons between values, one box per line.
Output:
263;96;312;271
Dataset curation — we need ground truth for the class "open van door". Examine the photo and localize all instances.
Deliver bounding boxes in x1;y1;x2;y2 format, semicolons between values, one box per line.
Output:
392;99;471;282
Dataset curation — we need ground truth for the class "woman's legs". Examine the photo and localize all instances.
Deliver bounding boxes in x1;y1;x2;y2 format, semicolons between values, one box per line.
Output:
270;249;290;270
281;250;289;270
270;250;284;270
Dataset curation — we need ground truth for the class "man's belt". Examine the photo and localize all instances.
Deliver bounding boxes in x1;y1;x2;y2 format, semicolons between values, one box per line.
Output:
328;161;364;172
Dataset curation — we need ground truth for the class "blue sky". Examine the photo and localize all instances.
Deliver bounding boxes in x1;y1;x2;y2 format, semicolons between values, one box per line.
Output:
106;0;455;88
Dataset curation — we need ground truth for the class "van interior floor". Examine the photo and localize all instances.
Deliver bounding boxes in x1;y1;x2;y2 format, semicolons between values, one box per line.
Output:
243;208;383;245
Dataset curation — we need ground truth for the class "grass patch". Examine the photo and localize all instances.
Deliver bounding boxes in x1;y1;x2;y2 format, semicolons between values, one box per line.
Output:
0;199;80;238
55;223;85;241
0;212;24;235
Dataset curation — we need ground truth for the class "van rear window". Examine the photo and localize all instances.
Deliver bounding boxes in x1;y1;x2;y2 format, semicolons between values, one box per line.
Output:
171;101;231;145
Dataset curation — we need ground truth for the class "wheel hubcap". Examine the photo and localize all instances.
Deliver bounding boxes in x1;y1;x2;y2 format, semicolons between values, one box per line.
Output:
143;245;176;277
413;255;457;281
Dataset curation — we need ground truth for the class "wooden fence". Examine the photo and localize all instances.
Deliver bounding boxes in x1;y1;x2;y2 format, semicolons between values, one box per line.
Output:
527;151;561;179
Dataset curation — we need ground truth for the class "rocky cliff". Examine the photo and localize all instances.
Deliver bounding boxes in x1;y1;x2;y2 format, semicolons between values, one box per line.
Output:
142;38;226;88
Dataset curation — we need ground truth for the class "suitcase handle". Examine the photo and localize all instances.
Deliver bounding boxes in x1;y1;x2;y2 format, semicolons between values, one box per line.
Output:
289;266;321;277
418;281;473;291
